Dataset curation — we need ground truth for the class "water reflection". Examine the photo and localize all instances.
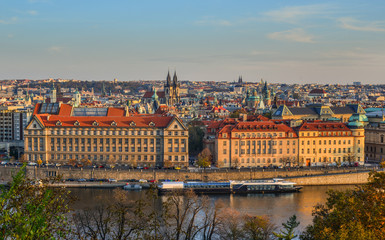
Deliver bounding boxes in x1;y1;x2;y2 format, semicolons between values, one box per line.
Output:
69;185;355;229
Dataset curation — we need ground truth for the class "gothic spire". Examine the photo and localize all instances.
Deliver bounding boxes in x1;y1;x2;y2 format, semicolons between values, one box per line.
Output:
173;71;178;86
166;71;171;86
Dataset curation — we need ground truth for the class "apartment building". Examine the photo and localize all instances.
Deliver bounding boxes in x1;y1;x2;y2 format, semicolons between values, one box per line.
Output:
24;103;188;168
298;122;364;166
0;106;32;143
215;121;298;168
215;119;364;168
365;121;385;163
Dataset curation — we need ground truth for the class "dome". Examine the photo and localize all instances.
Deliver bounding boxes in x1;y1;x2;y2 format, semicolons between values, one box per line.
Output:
348;114;368;122
347;121;363;128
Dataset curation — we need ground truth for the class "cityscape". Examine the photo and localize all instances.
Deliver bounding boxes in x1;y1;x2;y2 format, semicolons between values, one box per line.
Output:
1;1;385;239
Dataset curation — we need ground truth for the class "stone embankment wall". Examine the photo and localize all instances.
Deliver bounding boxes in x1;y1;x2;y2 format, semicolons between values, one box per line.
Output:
0;166;380;185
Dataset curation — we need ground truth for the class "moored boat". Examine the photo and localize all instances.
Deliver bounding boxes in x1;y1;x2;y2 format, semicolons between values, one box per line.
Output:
158;178;302;194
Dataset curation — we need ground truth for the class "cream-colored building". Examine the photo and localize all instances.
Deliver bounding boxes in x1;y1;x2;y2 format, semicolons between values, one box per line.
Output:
24;103;188;168
215;120;364;168
215;121;298;168
298;122;364;166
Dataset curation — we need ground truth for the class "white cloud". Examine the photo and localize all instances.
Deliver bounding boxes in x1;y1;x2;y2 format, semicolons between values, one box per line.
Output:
264;4;332;24
28;10;38;15
0;17;18;25
267;28;315;43
338;17;385;32
48;46;63;53
194;17;232;26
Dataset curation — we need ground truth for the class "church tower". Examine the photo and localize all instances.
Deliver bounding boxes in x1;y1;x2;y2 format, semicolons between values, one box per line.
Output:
50;83;57;103
164;70;180;106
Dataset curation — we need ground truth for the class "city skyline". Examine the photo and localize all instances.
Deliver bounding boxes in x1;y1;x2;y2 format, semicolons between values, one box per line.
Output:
1;0;385;84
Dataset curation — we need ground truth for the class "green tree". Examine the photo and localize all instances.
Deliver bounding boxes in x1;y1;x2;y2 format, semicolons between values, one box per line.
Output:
300;171;385;240
0;164;72;239
188;126;204;156
274;215;300;240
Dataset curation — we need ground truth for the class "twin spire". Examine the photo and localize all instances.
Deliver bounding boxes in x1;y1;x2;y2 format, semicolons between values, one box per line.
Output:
166;70;178;87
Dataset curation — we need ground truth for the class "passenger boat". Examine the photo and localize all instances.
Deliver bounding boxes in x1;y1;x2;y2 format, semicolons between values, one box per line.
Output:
231;178;302;194
158;178;301;194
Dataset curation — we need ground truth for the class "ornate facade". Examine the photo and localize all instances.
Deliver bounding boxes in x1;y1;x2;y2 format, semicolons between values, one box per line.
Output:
24;103;189;168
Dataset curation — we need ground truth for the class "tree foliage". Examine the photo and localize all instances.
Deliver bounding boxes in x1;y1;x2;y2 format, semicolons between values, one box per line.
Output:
0;164;73;239
300;171;385;240
197;148;212;168
274;215;300;240
188;126;204;156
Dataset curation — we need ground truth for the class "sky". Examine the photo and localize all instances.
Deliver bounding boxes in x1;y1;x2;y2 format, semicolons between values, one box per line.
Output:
1;0;385;84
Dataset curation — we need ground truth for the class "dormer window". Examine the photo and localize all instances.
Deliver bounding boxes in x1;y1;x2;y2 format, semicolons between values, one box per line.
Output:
130;121;136;127
111;121;117;126
149;121;155;127
92;121;99;126
56;120;62;126
74;120;80;126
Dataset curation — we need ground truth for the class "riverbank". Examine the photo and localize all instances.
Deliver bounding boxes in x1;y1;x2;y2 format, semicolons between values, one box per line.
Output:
0;166;381;187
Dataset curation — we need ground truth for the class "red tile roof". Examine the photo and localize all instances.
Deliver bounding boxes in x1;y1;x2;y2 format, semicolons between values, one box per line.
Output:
38;115;174;128
58;104;73;116
142;91;166;98
299;122;350;131
107;107;126;116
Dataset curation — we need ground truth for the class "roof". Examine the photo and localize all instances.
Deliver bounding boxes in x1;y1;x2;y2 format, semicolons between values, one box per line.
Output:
288;107;317;115
143;91;166;98
330;106;354;114
309;89;326;94
299;122;351;132
218;121;297;138
38;115;175;128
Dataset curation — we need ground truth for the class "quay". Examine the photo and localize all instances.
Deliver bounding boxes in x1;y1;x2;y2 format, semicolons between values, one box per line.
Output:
0;166;382;187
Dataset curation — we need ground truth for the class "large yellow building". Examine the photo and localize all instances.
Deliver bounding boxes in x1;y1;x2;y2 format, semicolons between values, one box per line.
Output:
298;122;364;166
215;121;298;168
215;119;364;168
24;103;189;168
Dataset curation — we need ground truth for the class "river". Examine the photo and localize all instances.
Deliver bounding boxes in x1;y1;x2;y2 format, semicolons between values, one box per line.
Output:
69;185;355;231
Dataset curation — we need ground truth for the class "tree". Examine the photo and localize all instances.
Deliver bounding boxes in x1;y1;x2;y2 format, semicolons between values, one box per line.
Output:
37;159;42;167
69;158;77;167
18;154;26;163
344;152;356;166
231;157;240;169
0;164;72;239
81;158;92;167
217;208;245;240
188;126;204;156
300;171;385;240
243;215;276;240
196;148;212;168
274;215;300;240
72;188;150;240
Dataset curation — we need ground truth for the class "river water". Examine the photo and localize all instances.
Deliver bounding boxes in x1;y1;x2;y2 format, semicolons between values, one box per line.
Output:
69;185;355;231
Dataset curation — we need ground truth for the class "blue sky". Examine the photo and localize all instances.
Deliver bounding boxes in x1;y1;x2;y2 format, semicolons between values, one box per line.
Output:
1;0;385;84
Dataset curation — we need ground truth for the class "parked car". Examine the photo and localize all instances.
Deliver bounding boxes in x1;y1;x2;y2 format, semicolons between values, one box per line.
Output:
108;178;117;182
78;178;87;182
139;179;147;183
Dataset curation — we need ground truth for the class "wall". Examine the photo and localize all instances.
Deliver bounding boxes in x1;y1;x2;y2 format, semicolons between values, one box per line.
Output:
0;166;379;185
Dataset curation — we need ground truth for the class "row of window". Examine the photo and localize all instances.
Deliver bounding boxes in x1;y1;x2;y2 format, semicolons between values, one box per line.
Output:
232;132;293;138
300;131;352;137
224;148;296;155
301;139;358;145
27;129;186;136
28;154;187;162
301;147;360;154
